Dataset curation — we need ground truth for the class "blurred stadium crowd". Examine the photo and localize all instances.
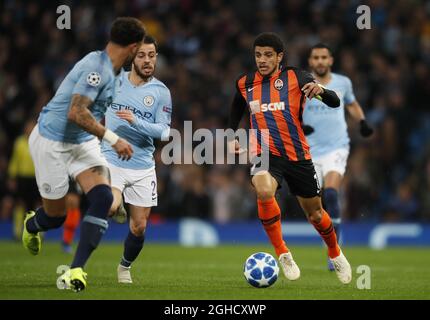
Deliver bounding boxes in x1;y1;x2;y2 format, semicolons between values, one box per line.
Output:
1;0;430;226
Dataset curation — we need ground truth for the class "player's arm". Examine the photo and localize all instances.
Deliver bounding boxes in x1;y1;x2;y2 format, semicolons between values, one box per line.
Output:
313;84;340;108
228;91;247;131
344;77;373;137
297;69;340;108
69;60;133;160
346;101;374;137
116;111;170;139
68;95;133;160
126;117;170;139
68;94;106;138
227;89;248;154
116;89;172;140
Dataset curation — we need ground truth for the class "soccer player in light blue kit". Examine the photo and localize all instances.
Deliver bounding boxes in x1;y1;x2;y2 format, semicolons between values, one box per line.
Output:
302;44;374;270
22;17;145;292
102;36;172;283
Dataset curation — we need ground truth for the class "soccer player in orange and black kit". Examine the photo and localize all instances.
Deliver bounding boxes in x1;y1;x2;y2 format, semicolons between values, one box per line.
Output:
228;33;352;284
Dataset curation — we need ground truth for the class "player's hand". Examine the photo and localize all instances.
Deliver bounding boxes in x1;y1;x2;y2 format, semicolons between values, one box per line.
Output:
301;82;324;100
112;138;134;161
116;110;135;124
228;139;247;154
302;124;315;136
360;119;374;137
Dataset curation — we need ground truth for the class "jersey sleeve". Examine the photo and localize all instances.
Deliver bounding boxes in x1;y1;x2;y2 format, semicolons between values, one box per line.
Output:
155;88;172;125
344;77;356;105
295;69;316;88
154;88;173;139
72;58;108;102
227;80;247;130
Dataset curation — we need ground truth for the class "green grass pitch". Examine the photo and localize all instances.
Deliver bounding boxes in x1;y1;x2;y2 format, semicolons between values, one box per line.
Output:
0;241;429;300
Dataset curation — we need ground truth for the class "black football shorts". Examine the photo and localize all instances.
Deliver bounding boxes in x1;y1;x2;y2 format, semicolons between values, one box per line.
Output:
252;154;321;198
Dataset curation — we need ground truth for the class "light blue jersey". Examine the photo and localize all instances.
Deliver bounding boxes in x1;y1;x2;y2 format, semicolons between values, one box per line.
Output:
303;73;356;158
102;72;172;170
38;50;117;144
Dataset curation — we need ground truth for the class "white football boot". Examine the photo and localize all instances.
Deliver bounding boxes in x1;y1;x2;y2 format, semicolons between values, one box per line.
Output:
58;269;71;290
329;250;352;284
117;265;133;284
278;252;300;281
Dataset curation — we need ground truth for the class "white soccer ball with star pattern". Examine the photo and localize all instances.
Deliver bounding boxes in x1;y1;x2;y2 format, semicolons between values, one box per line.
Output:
243;252;279;288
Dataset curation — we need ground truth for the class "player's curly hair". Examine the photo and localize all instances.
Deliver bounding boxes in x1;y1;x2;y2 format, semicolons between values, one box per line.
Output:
253;32;284;54
110;17;146;46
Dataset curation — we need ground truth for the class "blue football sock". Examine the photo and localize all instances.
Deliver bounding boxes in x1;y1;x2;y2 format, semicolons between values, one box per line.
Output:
120;231;145;268
71;184;112;269
26;207;66;234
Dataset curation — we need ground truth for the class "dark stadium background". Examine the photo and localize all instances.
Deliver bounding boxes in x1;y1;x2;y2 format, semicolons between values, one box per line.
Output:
0;0;430;241
1;0;430;302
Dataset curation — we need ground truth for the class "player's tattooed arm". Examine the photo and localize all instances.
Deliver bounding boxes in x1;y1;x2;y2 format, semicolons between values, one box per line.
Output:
68;94;134;160
68;94;106;139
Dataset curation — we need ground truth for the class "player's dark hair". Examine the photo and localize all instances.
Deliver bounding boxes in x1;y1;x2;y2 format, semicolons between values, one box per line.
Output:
253;32;284;54
309;43;333;56
110;17;146;46
143;35;158;52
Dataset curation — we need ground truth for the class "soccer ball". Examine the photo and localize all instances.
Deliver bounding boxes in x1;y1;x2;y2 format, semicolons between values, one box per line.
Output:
243;252;279;288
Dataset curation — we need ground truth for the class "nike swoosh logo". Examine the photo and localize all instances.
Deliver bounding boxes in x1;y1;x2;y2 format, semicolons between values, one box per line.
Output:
247;87;255;92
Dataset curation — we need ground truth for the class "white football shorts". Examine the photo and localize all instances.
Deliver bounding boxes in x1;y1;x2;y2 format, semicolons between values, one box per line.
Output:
108;163;157;208
29;124;108;200
312;148;349;187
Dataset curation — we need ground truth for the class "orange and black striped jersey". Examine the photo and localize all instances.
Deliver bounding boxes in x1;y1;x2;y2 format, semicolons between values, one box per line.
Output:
229;66;316;161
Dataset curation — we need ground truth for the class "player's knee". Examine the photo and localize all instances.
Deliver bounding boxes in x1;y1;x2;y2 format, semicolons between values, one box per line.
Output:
256;187;275;200
130;222;146;237
87;184;113;218
94;186;113;208
308;208;323;224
